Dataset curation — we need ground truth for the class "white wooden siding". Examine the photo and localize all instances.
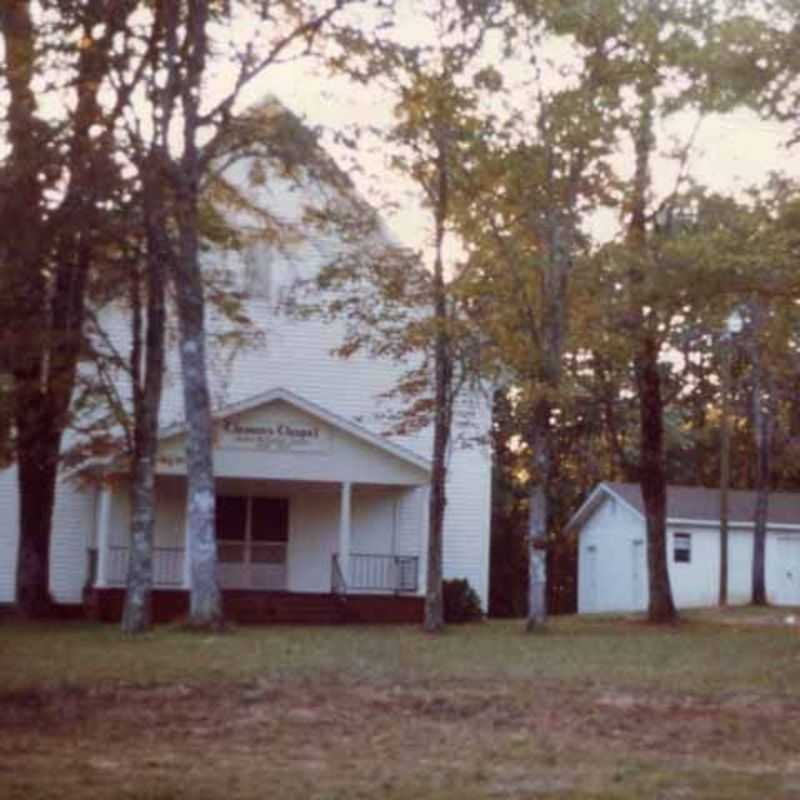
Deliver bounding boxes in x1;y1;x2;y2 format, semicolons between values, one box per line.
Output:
441;437;492;605
50;479;95;603
351;487;397;555
287;487;339;593
0;467;19;603
664;524;720;608
397;486;425;557
728;530;753;604
0;142;493;609
578;488;800;612
578;497;646;613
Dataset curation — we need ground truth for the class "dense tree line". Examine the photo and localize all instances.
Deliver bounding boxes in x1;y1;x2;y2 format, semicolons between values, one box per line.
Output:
3;0;800;630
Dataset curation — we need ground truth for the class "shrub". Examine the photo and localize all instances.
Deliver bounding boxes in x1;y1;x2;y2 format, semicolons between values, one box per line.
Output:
443;578;483;623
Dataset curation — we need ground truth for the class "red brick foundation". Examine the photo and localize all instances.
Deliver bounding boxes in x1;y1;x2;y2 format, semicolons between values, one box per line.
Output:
83;588;424;625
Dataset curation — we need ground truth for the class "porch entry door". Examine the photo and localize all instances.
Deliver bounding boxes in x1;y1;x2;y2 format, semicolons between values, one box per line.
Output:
216;496;289;590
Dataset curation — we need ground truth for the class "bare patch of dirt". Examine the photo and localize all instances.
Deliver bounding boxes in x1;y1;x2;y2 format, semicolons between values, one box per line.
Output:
2;680;799;799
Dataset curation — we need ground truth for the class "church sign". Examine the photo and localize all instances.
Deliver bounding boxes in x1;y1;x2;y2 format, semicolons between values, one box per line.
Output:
218;416;332;454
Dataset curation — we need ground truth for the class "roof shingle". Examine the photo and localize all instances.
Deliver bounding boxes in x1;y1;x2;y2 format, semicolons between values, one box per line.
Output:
606;482;800;526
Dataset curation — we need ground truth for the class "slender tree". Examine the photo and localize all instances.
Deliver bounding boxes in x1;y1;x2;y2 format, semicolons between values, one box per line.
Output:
121;162;170;634
125;0;355;627
303;0;493;630
0;0;141;616
378;64;481;632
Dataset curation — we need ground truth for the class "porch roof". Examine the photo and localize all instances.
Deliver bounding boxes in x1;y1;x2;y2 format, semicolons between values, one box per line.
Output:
153;387;431;486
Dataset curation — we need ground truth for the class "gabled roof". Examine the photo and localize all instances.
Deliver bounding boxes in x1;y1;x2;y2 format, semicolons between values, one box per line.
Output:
568;481;800;532
70;386;431;479
159;386;431;474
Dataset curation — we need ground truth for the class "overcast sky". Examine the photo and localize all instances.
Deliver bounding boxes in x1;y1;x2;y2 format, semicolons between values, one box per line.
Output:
260;54;798;253
134;0;800;257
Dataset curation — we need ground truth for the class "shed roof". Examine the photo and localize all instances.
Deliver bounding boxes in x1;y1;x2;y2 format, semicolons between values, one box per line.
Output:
605;482;800;526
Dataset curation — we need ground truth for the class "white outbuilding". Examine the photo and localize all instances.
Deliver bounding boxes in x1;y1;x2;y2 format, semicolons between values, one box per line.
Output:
571;482;800;613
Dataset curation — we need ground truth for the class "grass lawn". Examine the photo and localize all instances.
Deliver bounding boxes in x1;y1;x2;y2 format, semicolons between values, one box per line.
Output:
2;608;800;799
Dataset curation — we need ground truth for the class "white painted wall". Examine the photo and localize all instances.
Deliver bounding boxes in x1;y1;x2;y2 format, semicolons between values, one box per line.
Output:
441;435;492;601
728;529;753;604
0;467;19;603
351;486;397;554
50;479;95;602
0;134;493;609
667;526;800;609
286;486;338;593
578;489;800;612
0;468;95;605
578;496;647;613
665;524;720;608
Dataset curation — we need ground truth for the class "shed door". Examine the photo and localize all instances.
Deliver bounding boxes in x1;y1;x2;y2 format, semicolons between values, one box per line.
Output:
777;536;800;606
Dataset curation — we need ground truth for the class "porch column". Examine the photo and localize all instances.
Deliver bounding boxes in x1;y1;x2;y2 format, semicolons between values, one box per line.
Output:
417;486;430;596
95;484;112;588
338;481;352;590
182;515;193;590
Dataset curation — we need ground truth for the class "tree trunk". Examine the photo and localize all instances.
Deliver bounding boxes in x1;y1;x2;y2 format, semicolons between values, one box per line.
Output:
15;431;59;616
718;337;733;606
625;72;676;624
750;323;769;606
174;186;222;628
525;226;568;631
2;0;119;616
526;393;554;630
122;175;168;634
13;245;88;618
161;0;222;629
122;455;155;632
425;348;450;632
423;128;453;634
2;0;53;616
423;243;451;633
526;483;547;628
635;335;676;623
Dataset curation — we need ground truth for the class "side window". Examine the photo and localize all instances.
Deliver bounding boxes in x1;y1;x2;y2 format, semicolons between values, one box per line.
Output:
674;532;691;564
243;242;273;300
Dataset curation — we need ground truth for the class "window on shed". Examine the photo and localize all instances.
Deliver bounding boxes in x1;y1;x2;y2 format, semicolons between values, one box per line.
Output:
674;532;691;564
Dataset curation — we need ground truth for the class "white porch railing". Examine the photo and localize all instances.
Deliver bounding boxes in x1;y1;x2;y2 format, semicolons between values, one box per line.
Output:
106;546;185;587
333;553;419;594
101;543;288;590
99;546;417;594
217;541;287;590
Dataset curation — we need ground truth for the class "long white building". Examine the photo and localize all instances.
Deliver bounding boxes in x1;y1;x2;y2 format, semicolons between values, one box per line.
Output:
571;482;800;614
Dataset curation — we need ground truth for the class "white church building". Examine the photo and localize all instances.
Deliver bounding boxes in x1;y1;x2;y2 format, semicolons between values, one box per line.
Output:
571;482;800;614
0;105;493;623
